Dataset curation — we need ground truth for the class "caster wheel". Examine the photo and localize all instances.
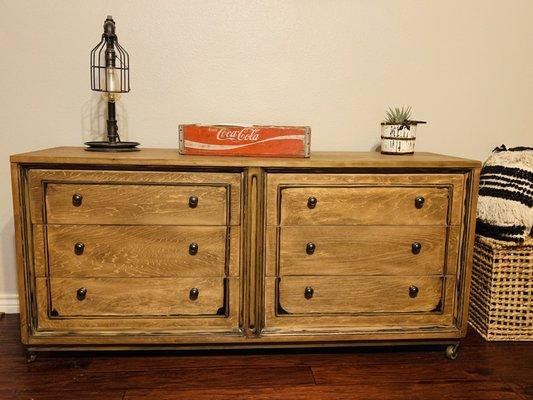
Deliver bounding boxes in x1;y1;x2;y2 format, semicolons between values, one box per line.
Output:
445;343;459;360
26;351;37;363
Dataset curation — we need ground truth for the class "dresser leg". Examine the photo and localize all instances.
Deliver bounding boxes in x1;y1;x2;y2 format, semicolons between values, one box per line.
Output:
26;350;37;363
445;342;460;360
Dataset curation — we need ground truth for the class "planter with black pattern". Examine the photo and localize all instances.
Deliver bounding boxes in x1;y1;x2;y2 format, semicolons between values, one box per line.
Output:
380;123;418;155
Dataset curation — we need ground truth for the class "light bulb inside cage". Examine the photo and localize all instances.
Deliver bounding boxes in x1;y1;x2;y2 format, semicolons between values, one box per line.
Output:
90;16;130;96
101;67;122;102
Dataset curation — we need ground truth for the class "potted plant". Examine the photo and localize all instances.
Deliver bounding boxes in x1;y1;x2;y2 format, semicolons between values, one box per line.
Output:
380;106;426;154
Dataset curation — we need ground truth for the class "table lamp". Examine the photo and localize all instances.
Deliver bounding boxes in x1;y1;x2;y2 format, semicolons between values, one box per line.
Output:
86;16;139;151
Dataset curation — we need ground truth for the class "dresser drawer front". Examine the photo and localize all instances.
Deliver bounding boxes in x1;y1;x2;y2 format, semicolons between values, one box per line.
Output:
278;276;448;315
279;226;446;276
45;183;228;225
45;277;225;317
280;186;450;226
47;225;228;277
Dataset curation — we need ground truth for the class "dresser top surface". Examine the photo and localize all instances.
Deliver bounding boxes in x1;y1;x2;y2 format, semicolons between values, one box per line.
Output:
11;147;481;168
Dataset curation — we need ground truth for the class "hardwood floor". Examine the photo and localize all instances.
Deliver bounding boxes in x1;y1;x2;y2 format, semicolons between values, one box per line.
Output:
0;314;531;399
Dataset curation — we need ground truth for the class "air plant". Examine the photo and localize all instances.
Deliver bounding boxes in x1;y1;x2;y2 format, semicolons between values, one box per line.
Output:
383;106;412;125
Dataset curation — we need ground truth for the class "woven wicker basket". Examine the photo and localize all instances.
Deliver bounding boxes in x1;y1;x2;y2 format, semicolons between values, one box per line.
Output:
469;235;533;341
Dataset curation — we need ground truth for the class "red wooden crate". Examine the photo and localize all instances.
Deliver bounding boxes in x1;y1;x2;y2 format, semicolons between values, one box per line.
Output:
179;124;311;158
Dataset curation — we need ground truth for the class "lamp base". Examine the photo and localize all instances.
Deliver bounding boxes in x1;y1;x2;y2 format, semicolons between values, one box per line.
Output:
84;141;140;152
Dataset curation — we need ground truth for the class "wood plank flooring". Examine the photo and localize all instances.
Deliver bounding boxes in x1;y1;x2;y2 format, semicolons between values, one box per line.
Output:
0;314;531;399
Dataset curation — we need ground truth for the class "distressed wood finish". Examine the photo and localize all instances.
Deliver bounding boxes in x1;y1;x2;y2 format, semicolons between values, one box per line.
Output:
44;277;225;317
458;167;480;336
280;186;450;226
11;147;481;168
45;183;228;226
278;226;448;276
36;226;241;279
264;170;472;336
28;169;242;226
46;225;229;278
34;278;240;333
278;275;450;314
264;276;457;331
10;147;480;350
266;173;465;226
243;167;265;336
10;163;30;344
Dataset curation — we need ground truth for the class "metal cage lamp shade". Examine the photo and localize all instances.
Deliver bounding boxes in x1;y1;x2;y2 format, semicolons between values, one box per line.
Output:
85;16;139;151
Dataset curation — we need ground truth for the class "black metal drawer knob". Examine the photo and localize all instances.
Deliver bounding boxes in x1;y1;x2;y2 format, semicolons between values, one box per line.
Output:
304;286;314;299
411;242;422;254
189;288;199;301
189;243;199;255
72;193;83;207
307;196;317;209
409;285;419;298
74;242;85;255
188;195;198;208
306;242;316;255
414;196;425;209
76;287;87;301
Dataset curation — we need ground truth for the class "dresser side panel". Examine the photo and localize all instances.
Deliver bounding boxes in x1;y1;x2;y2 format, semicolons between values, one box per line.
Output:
10;163;30;344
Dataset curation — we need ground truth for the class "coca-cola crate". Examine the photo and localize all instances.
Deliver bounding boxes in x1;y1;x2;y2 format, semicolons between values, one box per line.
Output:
179;124;311;158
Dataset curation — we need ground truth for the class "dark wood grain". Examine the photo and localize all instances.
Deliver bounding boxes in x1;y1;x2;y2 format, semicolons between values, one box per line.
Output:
0;367;314;393
312;362;488;384
85;347;447;372
0;391;16;400
14;391;125;400
123;382;522;400
0;314;531;399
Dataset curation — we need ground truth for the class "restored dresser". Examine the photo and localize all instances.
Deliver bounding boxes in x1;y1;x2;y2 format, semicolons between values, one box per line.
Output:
10;147;480;360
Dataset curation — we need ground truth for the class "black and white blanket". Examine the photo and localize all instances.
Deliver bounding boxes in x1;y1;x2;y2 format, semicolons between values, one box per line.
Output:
476;145;532;242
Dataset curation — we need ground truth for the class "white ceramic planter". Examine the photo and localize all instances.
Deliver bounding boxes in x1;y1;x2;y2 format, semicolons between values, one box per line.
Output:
380;123;417;154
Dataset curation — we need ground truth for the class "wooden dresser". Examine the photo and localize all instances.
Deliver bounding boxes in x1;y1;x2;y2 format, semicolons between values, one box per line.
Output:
10;147;480;359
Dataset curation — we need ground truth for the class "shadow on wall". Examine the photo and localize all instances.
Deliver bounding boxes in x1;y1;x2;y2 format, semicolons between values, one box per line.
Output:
371;142;381;153
1;217;17;299
81;92;129;143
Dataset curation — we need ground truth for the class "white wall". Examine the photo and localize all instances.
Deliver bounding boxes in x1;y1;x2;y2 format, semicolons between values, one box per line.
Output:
0;0;530;312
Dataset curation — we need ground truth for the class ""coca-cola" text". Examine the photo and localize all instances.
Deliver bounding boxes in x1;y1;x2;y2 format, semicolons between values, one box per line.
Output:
216;128;260;142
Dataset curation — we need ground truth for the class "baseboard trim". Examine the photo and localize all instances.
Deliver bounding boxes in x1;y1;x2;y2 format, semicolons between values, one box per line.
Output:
0;294;19;314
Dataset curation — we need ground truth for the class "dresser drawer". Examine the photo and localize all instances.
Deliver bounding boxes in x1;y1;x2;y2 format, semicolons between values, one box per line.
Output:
279;226;447;276
47;225;228;277
28;169;242;226
278;276;449;314
43;277;225;317
279;186;450;226
44;183;228;225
